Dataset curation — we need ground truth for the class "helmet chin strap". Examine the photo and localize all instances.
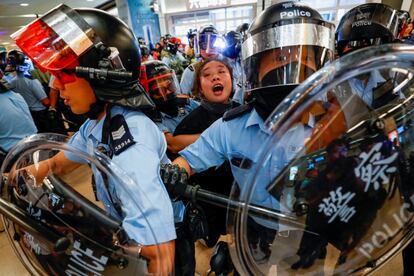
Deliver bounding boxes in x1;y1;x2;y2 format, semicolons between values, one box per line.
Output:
84;100;106;120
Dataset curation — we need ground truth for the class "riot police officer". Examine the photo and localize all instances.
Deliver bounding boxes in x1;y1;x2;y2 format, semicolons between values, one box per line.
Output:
5;50;51;133
163;0;335;269
223;30;243;103
11;5;175;275
179;24;225;95
336;3;401;108
161;37;188;81
0;78;37;165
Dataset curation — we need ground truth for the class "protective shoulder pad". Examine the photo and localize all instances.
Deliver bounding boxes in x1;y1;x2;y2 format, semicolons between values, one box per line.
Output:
223;104;253;121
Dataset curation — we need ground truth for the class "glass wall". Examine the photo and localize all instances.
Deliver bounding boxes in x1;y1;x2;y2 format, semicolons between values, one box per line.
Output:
168;5;255;43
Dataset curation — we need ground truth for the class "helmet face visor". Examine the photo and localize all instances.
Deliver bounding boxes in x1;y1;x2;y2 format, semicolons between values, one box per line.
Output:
140;62;181;102
242;21;335;92
195;33;226;57
11;4;96;72
147;72;181;102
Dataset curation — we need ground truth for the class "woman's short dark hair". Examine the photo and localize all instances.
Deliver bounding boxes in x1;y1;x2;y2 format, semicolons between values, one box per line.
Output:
194;57;233;99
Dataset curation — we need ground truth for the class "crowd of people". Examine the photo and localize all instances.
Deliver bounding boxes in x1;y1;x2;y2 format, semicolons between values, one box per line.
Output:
1;1;414;276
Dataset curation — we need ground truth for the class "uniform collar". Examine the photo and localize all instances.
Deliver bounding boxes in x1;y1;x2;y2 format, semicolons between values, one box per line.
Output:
245;108;273;134
88;116;106;143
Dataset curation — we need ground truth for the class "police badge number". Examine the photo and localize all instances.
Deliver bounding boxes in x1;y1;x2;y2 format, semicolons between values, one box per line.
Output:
109;115;136;155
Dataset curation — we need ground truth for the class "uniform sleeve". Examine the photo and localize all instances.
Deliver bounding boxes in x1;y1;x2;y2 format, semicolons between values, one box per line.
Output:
30;79;47;101
179;118;228;173
112;117;176;245
64;123;89;164
179;66;194;95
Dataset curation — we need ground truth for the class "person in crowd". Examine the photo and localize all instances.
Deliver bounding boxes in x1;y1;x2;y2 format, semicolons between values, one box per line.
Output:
152;42;162;60
185;28;197;64
140;44;153;63
5;50;51;133
180;24;225;96
0;46;7;72
160;35;171;60
11;5;175;275
162;1;336;268
222;30;244;103
0;77;37;165
161;37;188;81
169;58;237;274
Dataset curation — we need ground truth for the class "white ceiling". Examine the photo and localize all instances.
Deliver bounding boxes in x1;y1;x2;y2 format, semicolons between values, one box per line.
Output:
0;0;109;49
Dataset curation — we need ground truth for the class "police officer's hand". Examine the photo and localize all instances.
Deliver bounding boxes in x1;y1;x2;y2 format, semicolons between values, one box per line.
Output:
160;163;189;201
291;232;327;270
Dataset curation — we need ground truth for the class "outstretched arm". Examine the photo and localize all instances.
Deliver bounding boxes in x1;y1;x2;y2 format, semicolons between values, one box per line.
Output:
164;132;200;154
10;151;81;185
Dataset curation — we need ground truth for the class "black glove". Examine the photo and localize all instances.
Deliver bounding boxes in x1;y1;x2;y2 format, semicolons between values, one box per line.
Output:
160;164;189;201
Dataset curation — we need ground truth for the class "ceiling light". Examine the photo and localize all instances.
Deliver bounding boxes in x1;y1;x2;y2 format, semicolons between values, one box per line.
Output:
20;3;29;6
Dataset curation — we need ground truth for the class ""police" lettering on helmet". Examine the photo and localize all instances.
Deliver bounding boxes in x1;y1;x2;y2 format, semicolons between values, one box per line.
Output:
351;21;372;28
280;10;312;18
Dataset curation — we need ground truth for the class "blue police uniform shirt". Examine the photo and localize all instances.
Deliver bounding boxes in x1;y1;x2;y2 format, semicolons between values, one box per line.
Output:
155;99;199;133
179;108;312;229
65;106;176;245
0;91;37;151
180;63;196;95
347;70;386;107
8;72;48;111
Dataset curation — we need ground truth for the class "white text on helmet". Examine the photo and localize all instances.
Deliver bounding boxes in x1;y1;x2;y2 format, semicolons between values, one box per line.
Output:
351;20;372;28
280;10;311;19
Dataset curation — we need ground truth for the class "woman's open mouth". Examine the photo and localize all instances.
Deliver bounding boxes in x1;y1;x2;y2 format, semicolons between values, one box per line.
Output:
212;83;224;95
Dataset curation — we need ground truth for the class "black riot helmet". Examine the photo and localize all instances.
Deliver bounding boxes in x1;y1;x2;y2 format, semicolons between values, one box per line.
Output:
11;4;153;111
7;49;25;66
223;30;242;60
242;1;335;120
335;3;400;57
194;24;225;58
139;60;181;117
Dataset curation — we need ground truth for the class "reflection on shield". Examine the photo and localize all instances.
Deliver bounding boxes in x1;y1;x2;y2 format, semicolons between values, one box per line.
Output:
0;134;165;275
227;44;414;275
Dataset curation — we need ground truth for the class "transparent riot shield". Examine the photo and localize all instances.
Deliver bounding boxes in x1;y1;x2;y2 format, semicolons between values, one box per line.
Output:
227;44;414;275
0;133;171;275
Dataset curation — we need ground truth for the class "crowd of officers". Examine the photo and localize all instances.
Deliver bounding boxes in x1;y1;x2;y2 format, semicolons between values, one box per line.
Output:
1;1;414;275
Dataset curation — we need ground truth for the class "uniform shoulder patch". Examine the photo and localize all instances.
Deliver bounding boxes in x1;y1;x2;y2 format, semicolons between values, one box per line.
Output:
223;104;253;121
109;114;136;156
188;64;195;72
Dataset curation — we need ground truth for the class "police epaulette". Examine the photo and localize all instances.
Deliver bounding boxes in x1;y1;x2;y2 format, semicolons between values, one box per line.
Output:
223;104;253;121
188;64;195;72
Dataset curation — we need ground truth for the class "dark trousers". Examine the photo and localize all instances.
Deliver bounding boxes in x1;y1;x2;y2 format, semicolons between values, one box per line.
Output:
403;241;414;276
31;109;66;134
175;222;196;276
30;109;50;133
